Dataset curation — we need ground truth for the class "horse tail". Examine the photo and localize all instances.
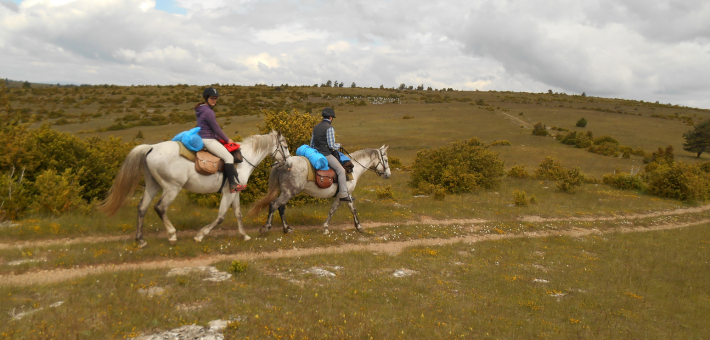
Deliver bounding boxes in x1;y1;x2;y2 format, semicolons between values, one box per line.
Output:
248;166;281;217
98;144;153;217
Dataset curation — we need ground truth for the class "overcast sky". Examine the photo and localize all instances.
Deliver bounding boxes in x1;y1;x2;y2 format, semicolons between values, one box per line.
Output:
1;0;709;108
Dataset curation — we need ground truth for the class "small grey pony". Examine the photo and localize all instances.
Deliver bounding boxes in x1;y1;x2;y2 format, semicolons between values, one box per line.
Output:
249;145;391;234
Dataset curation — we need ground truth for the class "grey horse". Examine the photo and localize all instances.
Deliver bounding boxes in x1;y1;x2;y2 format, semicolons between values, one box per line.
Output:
249;145;391;234
99;131;290;247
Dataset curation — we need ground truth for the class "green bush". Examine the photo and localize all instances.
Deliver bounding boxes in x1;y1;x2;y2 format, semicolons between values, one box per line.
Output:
645;162;710;201
0;125;134;219
602;172;646;190
529;194;538;205
376;185;395;199
576;117;588;127
532;122;549;136
643;145;674;167
587;142;620;157
507;164;530;179
512;190;528;207
389;156;404;169
409;138;505;194
593;135;619;145
557;131;593;148
229;260;248;274
489;140;511;146
555;167;584;194
31;168;89;216
533;157;568;180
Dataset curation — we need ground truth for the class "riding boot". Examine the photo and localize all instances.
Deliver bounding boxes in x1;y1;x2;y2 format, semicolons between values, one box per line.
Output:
223;163;239;192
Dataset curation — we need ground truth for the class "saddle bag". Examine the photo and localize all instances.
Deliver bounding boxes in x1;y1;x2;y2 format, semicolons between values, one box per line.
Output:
315;169;336;189
195;151;224;175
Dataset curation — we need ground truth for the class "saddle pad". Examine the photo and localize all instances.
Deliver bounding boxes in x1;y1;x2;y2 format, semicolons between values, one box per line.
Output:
177;141;196;162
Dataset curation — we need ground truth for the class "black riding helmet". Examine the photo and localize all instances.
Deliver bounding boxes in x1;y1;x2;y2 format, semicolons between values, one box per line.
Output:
322;107;336;118
202;87;219;101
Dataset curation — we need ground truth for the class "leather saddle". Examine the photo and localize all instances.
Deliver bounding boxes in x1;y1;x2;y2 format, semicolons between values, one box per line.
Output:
177;142;243;176
313;160;355;189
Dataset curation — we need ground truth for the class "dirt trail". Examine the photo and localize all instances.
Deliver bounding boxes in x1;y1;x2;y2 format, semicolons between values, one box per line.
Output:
2;204;708;250
2;218;708;287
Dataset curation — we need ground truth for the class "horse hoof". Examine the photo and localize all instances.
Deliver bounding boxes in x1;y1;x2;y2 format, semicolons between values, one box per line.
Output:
243;234;251;241
356;227;364;233
138;240;148;248
284;227;293;234
193;235;203;243
323;229;330;235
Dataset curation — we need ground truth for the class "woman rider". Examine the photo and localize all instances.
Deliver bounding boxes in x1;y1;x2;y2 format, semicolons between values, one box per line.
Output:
196;87;239;192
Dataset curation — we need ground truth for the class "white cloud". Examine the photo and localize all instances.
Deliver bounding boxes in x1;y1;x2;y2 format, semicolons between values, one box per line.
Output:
0;0;708;107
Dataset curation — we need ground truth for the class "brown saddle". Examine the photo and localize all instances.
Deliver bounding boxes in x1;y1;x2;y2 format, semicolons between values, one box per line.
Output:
177;141;243;176
314;160;355;189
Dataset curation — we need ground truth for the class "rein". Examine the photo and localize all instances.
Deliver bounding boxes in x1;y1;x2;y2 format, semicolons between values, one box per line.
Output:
340;147;387;177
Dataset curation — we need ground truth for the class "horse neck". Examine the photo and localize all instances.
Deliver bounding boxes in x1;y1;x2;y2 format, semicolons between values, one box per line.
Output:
236;135;275;178
350;149;378;181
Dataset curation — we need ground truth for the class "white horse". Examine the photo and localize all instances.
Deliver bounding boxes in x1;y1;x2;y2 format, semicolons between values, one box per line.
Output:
249;145;391;234
99;130;290;247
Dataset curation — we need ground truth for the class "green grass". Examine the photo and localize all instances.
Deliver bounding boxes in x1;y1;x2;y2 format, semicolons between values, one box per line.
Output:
2;223;708;339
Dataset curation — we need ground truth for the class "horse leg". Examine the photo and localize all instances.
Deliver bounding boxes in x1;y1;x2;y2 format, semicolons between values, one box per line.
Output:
154;188;181;245
260;192;295;235
346;201;363;232
194;192;234;243
278;205;292;234
231;193;251;241
322;198;341;235
136;174;160;248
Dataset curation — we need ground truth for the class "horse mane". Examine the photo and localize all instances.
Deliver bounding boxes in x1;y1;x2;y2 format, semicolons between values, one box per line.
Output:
240;132;273;154
350;148;379;163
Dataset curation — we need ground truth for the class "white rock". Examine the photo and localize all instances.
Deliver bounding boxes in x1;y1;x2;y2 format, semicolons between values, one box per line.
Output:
137;287;165;298
304;267;336;277
392;269;418;277
208;319;229;331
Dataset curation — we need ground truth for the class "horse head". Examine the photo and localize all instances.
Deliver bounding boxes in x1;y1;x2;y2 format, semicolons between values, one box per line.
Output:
376;145;391;179
270;130;291;166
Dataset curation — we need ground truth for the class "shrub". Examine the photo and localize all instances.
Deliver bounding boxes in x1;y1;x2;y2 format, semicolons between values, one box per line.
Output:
433;186;447;200
512;190;528;206
587;142;620;157
389;156;404;169
507;164;530;179
489;140;511;147
555;167;584;194
602;172;646;190
31;168;89;215
557;131;593;148
402;115;413;119
409;137;505;194
229;260;248;274
532;122;549;136
576;118;588;127
645;162;710;201
529;195;538;205
533;157;568;180
643;145;674;167
593;135;619;145
376;185;394;199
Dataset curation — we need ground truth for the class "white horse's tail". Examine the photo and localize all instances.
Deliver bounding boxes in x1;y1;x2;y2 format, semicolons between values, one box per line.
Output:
248;166;281;217
98;144;153;217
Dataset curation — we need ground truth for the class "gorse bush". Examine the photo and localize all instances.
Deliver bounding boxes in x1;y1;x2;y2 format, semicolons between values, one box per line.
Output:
31;168;90;215
0;124;134;220
376;185;395;200
489;140;511;147
512;190;528;207
409;137;504;194
557;131;593;148
645;162;710;201
532;122;549;136
602;172;646;191
507;164;530;179
555;167;584;194
533;157;569;181
576;117;588;127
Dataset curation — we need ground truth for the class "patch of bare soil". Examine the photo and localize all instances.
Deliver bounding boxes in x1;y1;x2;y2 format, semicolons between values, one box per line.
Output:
1;218;708;287
520;204;710;222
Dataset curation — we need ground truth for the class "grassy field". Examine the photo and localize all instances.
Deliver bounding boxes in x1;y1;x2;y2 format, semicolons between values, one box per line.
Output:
1;222;708;339
3;82;710;338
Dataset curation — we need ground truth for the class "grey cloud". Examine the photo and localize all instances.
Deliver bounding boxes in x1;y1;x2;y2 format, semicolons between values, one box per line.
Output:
0;0;18;12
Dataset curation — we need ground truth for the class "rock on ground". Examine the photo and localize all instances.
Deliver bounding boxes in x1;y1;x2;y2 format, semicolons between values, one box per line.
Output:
129;323;225;340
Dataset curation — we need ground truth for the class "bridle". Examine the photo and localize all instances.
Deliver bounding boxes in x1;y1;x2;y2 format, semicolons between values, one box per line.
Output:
342;147;388;177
